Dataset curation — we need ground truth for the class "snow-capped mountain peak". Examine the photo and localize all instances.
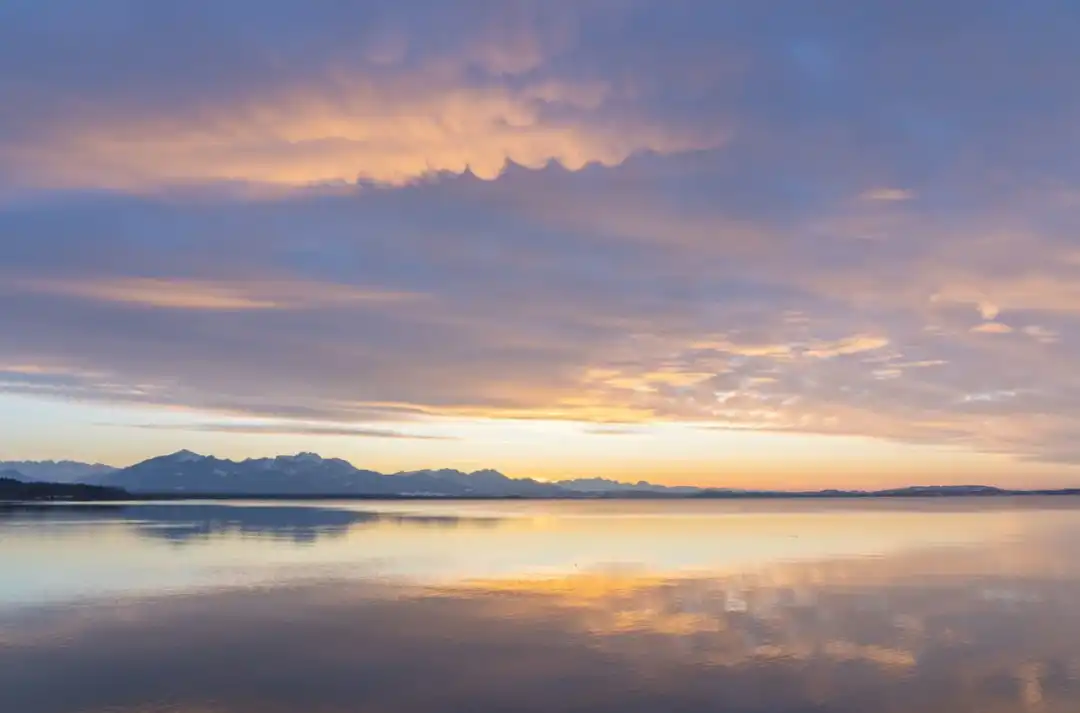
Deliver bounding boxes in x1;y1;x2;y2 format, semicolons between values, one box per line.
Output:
165;449;204;463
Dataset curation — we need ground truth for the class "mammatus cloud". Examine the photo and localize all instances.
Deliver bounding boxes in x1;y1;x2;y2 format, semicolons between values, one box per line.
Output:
0;2;723;191
7;77;721;190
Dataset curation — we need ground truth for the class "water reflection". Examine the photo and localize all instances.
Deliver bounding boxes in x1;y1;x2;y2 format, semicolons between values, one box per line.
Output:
1;502;500;544
0;502;506;606
6;500;1080;711
6;544;1080;712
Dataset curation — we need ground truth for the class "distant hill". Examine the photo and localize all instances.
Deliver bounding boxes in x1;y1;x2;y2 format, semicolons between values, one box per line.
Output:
0;477;128;501
0;468;27;482
0;460;116;483
693;484;1080;499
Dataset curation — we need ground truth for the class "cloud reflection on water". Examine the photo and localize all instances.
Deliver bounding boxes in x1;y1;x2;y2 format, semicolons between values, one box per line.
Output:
6;539;1080;713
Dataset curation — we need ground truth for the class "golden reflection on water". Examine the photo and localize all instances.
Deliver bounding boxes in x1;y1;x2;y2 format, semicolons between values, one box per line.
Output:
0;498;1050;606
441;541;1080;668
5;499;1080;712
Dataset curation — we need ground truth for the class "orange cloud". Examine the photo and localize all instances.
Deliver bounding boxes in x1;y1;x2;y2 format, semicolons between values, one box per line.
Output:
971;322;1014;334
9;73;723;191
8;277;421;311
586;366;716;391
691;339;794;358
693;334;888;359
802;334;889;358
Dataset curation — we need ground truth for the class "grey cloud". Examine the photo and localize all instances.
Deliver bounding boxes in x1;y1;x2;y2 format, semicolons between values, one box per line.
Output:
3;172;1080;463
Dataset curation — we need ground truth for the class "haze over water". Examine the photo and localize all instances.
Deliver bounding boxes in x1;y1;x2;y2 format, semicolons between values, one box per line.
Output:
5;498;1080;712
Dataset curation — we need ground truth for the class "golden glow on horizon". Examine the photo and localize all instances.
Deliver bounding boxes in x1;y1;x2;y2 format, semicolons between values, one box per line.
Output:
3;392;1070;490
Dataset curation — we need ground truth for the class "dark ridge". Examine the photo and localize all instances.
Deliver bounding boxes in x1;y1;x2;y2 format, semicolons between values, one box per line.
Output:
0;477;130;502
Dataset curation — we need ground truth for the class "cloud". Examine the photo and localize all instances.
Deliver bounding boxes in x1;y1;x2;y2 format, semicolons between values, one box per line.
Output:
4;276;423;311
971;322;1014;335
802;335;890;359
859;188;914;202
124;422;453;440
932;274;1080;316
978;302;1000;321
8;78;719;190
1023;325;1060;344
688;335;889;360
3;175;1080;466
3;1;1080;472
580;424;647;436
0;2;723;191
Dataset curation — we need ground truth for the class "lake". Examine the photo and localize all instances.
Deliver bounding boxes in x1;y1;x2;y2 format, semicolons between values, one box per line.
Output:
4;498;1080;712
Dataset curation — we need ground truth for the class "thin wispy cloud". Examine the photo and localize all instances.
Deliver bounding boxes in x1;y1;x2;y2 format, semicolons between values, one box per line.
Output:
6;277;423;311
124;422;454;440
581;426;645;436
970;322;1014;335
859;188;914;202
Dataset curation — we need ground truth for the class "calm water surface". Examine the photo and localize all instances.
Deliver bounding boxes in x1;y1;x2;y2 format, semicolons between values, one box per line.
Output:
4;498;1080;712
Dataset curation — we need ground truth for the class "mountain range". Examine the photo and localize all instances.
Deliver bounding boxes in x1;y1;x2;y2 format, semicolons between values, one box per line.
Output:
3;452;1078;499
0;451;694;497
0;459;116;483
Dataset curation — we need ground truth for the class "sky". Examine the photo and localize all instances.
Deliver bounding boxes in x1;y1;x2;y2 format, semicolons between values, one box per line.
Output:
2;1;1080;488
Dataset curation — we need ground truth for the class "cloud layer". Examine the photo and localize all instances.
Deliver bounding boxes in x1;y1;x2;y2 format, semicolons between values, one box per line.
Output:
0;0;720;190
3;1;1080;472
